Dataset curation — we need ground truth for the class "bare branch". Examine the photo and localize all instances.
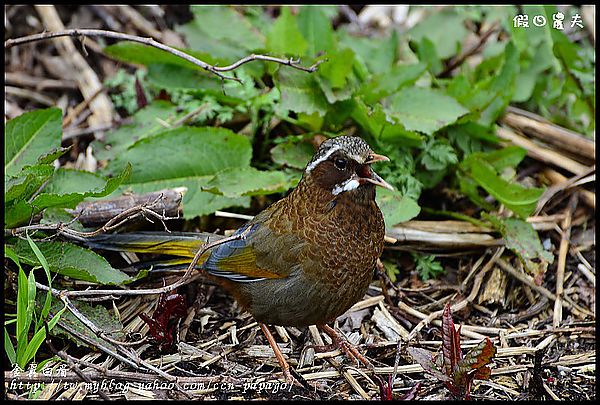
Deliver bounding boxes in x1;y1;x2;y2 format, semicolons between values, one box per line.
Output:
4;28;322;82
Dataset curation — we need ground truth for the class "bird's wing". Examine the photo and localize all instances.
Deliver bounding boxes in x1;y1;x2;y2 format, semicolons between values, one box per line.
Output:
203;213;305;283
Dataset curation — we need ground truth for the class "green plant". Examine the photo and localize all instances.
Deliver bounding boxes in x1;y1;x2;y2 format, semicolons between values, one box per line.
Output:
413;253;445;280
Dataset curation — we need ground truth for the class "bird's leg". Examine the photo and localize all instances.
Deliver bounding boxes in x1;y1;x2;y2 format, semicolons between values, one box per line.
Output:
259;323;295;384
315;324;373;370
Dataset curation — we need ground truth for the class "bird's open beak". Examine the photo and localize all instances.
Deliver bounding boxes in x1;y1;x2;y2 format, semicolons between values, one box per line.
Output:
358;153;394;191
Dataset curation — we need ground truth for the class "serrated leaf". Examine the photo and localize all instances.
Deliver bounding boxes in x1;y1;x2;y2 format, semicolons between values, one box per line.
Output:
386;87;469;135
376;188;421;228
5;164;54;203
12;240;133;285
266;7;307;56
318;48;355;89
203;167;289;198
5;108;62;177
407;347;452;382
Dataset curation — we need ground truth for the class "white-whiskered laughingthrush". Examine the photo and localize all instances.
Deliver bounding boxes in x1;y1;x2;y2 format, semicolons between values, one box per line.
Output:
86;136;393;383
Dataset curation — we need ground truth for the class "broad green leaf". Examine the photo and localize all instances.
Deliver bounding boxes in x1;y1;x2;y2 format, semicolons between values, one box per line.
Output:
103;42;223;71
359;63;426;104
6;165;131;229
415;37;443;76
94;101;187;162
5;164;54;203
386;87;469;135
179;5;264;62
297;6;335;57
104;126;253;218
407;9;469;59
5;108;62;177
351;99;423;147
376;188;421;228
119;177;250;218
111;127;251;183
12;240;133;285
318;48;355;89
203;167;290;198
266;7;307;56
469;159;544;218
146;63;223;93
271;139;315;170
338;29;398;75
275;68;328;116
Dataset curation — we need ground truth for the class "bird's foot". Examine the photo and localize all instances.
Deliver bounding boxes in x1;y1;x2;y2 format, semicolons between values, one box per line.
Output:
259;323;302;386
314;324;373;370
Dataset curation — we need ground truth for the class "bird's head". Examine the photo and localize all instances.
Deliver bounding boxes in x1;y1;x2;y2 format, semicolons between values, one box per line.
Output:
303;136;393;202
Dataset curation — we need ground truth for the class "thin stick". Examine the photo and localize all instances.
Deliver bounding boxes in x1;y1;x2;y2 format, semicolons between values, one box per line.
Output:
4;29;323;82
553;193;578;327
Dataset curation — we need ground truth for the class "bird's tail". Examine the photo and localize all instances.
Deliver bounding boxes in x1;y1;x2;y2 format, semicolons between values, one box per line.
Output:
81;231;224;260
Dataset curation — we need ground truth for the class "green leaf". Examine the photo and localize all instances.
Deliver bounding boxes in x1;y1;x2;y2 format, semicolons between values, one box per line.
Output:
266;7;307;56
15;266;29;364
318;48;355;89
104;42;221;70
146;63;222;93
275;68;328;116
386;87;469;135
413;253;446;281
495;217;554;264
49;298;122;350
94;101;186;161
12;240;134;285
415;37;443;76
5;164;54;203
297;6;335;57
26;235;53;329
103;126;254;218
420;141;458;171
376;188;421;228
178;6;264;63
338;29;398;75
351;99;424;147
271;139;315;169
203;167;290;198
4;328;17;366
359;63;426;104
5;108;62;177
407;9;469;59
469;158;544;218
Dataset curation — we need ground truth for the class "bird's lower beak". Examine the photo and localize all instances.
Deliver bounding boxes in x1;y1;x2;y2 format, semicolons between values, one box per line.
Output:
364;170;394;191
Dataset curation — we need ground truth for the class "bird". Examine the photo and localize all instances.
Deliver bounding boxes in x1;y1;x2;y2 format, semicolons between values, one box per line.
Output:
83;135;393;383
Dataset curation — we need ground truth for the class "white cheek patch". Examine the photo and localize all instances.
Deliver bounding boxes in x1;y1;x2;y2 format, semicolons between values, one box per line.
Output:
305;145;341;173
331;178;360;195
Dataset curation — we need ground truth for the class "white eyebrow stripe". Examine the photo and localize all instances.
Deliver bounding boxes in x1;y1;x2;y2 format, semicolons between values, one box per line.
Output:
305;145;341;173
331;178;360;195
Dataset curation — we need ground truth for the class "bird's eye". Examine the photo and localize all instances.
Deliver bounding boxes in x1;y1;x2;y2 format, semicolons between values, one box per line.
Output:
334;158;347;170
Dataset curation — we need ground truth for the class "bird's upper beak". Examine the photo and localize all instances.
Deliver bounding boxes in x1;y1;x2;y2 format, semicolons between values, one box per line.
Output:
358;153;394;191
365;153;390;164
